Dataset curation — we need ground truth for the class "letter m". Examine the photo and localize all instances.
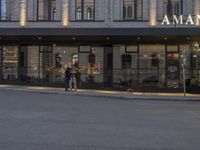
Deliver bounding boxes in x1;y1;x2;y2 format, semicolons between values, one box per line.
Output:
172;15;183;25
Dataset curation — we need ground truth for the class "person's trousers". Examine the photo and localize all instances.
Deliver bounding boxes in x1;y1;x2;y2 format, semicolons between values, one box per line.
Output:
64;80;69;90
69;77;77;90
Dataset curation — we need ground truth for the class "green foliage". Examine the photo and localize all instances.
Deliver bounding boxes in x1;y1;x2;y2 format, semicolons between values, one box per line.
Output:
190;78;199;87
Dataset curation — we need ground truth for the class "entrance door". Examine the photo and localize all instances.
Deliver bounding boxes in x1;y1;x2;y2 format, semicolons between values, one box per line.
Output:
166;52;180;88
18;46;28;81
103;46;113;86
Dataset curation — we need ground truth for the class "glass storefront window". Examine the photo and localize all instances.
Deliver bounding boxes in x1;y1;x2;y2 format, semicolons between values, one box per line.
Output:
3;46;18;80
53;46;78;82
139;45;166;87
27;46;39;79
0;0;12;20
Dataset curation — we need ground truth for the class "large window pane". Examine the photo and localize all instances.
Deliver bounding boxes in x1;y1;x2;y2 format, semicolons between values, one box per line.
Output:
37;0;56;20
52;46;78;82
163;0;182;17
84;0;94;20
3;46;18;80
76;0;82;20
123;0;142;20
75;0;94;20
136;0;142;20
139;45;166;87
0;0;12;20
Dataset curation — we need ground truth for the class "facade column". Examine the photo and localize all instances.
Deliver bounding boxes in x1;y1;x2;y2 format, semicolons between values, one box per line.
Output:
62;0;69;26
149;0;157;26
194;0;200;16
19;0;27;27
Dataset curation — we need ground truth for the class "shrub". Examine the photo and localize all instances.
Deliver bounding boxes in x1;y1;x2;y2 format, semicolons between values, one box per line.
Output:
190;78;199;87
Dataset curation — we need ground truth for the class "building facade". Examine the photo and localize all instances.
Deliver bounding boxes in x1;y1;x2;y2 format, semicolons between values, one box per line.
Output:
0;0;200;90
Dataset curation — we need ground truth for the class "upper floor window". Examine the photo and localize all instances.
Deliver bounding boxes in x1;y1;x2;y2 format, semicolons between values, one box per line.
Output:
75;0;94;20
163;0;182;17
0;0;12;21
123;0;142;20
37;0;57;21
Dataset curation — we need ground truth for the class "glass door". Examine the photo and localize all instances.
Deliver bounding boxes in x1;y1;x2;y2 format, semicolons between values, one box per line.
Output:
166;46;180;88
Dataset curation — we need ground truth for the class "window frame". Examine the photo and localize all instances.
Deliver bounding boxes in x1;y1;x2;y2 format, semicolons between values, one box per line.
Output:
75;0;95;21
37;0;57;21
122;0;143;21
0;0;12;21
162;0;183;17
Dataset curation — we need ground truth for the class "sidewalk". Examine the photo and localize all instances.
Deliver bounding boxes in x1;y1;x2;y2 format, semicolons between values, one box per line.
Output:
0;84;199;101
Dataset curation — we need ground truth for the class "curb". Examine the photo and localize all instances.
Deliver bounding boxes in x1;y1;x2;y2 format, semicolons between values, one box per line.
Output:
1;87;200;102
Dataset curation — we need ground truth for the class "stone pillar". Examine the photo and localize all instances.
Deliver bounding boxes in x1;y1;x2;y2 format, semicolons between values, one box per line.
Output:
62;0;69;26
149;0;157;26
194;0;200;15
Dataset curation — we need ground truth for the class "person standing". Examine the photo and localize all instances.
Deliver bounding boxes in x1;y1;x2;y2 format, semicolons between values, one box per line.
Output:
69;67;77;91
76;68;81;89
64;67;71;91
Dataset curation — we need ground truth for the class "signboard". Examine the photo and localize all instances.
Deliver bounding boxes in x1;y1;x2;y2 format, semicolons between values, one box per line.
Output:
161;15;200;26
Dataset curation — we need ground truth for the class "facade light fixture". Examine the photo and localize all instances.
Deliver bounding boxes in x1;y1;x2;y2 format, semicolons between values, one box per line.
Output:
62;0;69;27
20;0;27;27
149;0;157;26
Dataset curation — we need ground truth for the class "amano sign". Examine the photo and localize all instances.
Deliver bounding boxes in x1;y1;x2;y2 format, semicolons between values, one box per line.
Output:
161;15;200;25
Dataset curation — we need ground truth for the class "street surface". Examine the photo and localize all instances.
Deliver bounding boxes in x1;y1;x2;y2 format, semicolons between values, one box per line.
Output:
0;90;200;150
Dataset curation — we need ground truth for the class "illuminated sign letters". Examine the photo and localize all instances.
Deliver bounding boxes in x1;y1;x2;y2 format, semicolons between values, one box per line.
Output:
161;15;200;25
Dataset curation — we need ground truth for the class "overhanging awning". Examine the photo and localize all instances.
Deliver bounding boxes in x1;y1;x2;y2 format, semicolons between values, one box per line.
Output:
0;28;200;36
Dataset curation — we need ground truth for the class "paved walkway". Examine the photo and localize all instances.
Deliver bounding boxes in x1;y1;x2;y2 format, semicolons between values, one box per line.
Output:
0;84;199;101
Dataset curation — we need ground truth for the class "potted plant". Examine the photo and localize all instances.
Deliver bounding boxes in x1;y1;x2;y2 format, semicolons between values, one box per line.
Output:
190;77;200;94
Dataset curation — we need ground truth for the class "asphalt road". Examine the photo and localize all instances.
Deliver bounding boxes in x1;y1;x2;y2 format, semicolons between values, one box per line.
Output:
0;90;200;150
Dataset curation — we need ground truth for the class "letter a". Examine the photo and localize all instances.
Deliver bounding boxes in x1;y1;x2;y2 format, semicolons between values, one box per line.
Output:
161;15;171;25
185;15;194;25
